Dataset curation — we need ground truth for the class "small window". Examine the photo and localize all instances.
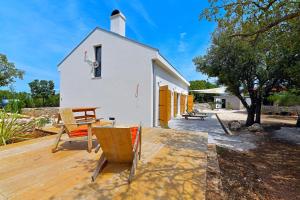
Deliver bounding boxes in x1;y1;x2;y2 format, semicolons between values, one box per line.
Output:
94;46;102;77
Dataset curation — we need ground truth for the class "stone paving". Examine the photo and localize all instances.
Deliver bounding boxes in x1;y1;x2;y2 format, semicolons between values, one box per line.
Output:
169;114;258;151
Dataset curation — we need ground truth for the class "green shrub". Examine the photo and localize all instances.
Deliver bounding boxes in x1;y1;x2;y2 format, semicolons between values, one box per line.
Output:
33;98;44;107
35;117;51;128
0;89;59;109
4;100;25;113
268;91;300;106
0;111;37;145
45;94;59;107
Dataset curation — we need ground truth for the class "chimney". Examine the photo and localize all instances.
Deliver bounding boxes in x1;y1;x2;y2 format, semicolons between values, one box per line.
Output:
110;9;126;36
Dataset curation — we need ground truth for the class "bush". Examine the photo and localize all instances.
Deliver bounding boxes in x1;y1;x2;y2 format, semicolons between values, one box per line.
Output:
0;111;36;145
268;91;300;106
45;94;60;107
5;100;25;113
0;90;59;109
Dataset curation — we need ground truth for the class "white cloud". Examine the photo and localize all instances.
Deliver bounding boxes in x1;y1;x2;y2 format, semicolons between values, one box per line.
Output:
178;32;187;52
128;0;157;28
180;32;187;39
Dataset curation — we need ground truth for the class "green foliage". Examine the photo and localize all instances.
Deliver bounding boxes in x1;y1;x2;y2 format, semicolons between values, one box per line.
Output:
0;54;24;87
29;79;55;106
35;117;51;128
200;0;300;38
268;90;300;107
196;0;300;126
45;94;60;107
193;31;261;103
189;80;217;90
0;89;59;111
0;90;13;99
0;111;36;145
5;100;24;113
189;80;218;102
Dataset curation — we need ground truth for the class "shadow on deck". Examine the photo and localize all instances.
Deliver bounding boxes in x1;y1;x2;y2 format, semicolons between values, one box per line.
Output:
0;128;208;200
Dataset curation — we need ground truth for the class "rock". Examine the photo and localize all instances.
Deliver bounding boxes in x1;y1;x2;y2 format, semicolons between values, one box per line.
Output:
16;118;34;124
21;107;59;118
228;120;242;131
248;123;263;132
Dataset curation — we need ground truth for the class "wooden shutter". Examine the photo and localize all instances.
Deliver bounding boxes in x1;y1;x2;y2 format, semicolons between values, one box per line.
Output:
167;90;171;120
187;95;194;112
173;92;178;117
159;85;171;127
180;95;184;114
180;94;187;114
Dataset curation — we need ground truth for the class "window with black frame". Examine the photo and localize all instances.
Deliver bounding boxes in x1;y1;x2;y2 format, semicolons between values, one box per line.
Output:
94;46;102;77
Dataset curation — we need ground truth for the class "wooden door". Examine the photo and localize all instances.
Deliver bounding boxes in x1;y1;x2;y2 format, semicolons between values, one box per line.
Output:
187;95;194;112
159;85;171;127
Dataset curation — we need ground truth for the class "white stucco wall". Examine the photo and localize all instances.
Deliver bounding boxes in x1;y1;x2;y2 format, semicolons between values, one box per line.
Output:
59;28;156;127
152;62;189;126
214;95;244;110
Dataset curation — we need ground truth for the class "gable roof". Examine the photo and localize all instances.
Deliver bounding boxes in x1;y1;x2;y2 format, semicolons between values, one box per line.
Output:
57;27;189;85
57;27;157;67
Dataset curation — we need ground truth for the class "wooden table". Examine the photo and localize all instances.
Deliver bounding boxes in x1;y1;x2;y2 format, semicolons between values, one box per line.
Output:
57;107;99;123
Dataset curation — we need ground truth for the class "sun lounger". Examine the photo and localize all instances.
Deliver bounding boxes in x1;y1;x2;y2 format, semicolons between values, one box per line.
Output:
182;113;208;120
91;125;142;183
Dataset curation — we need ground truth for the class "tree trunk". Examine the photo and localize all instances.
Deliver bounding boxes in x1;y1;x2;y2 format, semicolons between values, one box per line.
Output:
296;114;300;128
255;98;262;124
246;106;256;126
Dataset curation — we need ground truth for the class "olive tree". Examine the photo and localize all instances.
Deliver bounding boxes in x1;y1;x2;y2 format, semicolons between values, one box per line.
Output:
195;0;300;126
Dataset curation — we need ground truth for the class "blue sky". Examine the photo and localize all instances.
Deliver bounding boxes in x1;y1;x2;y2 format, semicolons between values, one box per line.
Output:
0;0;215;92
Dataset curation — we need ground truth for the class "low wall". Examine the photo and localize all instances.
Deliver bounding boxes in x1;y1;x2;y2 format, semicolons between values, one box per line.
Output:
262;105;300;115
21;107;59;118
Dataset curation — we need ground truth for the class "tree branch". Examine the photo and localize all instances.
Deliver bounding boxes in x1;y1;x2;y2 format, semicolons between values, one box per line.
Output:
231;11;300;37
252;0;278;12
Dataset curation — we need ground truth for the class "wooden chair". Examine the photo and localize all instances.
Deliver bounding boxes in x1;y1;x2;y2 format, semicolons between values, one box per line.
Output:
52;108;100;153
91;125;142;183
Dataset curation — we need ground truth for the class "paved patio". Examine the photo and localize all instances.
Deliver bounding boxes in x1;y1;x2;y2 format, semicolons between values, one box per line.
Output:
169;114;257;151
0;128;207;200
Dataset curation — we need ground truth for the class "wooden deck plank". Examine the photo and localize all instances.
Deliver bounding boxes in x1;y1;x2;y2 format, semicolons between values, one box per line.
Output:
0;128;208;200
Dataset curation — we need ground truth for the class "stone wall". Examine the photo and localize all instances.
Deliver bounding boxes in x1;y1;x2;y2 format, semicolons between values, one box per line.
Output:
21;107;59;118
262;105;300;115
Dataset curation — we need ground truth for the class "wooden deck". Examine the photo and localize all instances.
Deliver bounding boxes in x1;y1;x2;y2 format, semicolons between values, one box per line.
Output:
0;128;208;200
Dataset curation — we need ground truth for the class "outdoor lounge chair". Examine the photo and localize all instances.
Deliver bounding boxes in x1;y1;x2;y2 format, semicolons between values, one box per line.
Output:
52;108;102;153
182;111;208;120
91;125;142;183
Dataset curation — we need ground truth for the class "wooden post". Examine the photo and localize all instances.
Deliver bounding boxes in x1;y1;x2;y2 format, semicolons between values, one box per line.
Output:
87;124;92;153
52;126;64;153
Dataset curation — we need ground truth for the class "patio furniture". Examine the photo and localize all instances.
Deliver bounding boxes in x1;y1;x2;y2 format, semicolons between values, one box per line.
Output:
57;107;99;123
91;125;142;183
52;108;102;153
182;112;208;120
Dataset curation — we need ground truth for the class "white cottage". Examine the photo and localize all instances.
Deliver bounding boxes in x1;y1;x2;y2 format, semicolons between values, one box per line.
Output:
58;10;190;127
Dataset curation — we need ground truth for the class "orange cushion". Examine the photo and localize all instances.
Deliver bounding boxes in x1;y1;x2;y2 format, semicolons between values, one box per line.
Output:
69;125;88;137
76;125;88;131
130;127;138;145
